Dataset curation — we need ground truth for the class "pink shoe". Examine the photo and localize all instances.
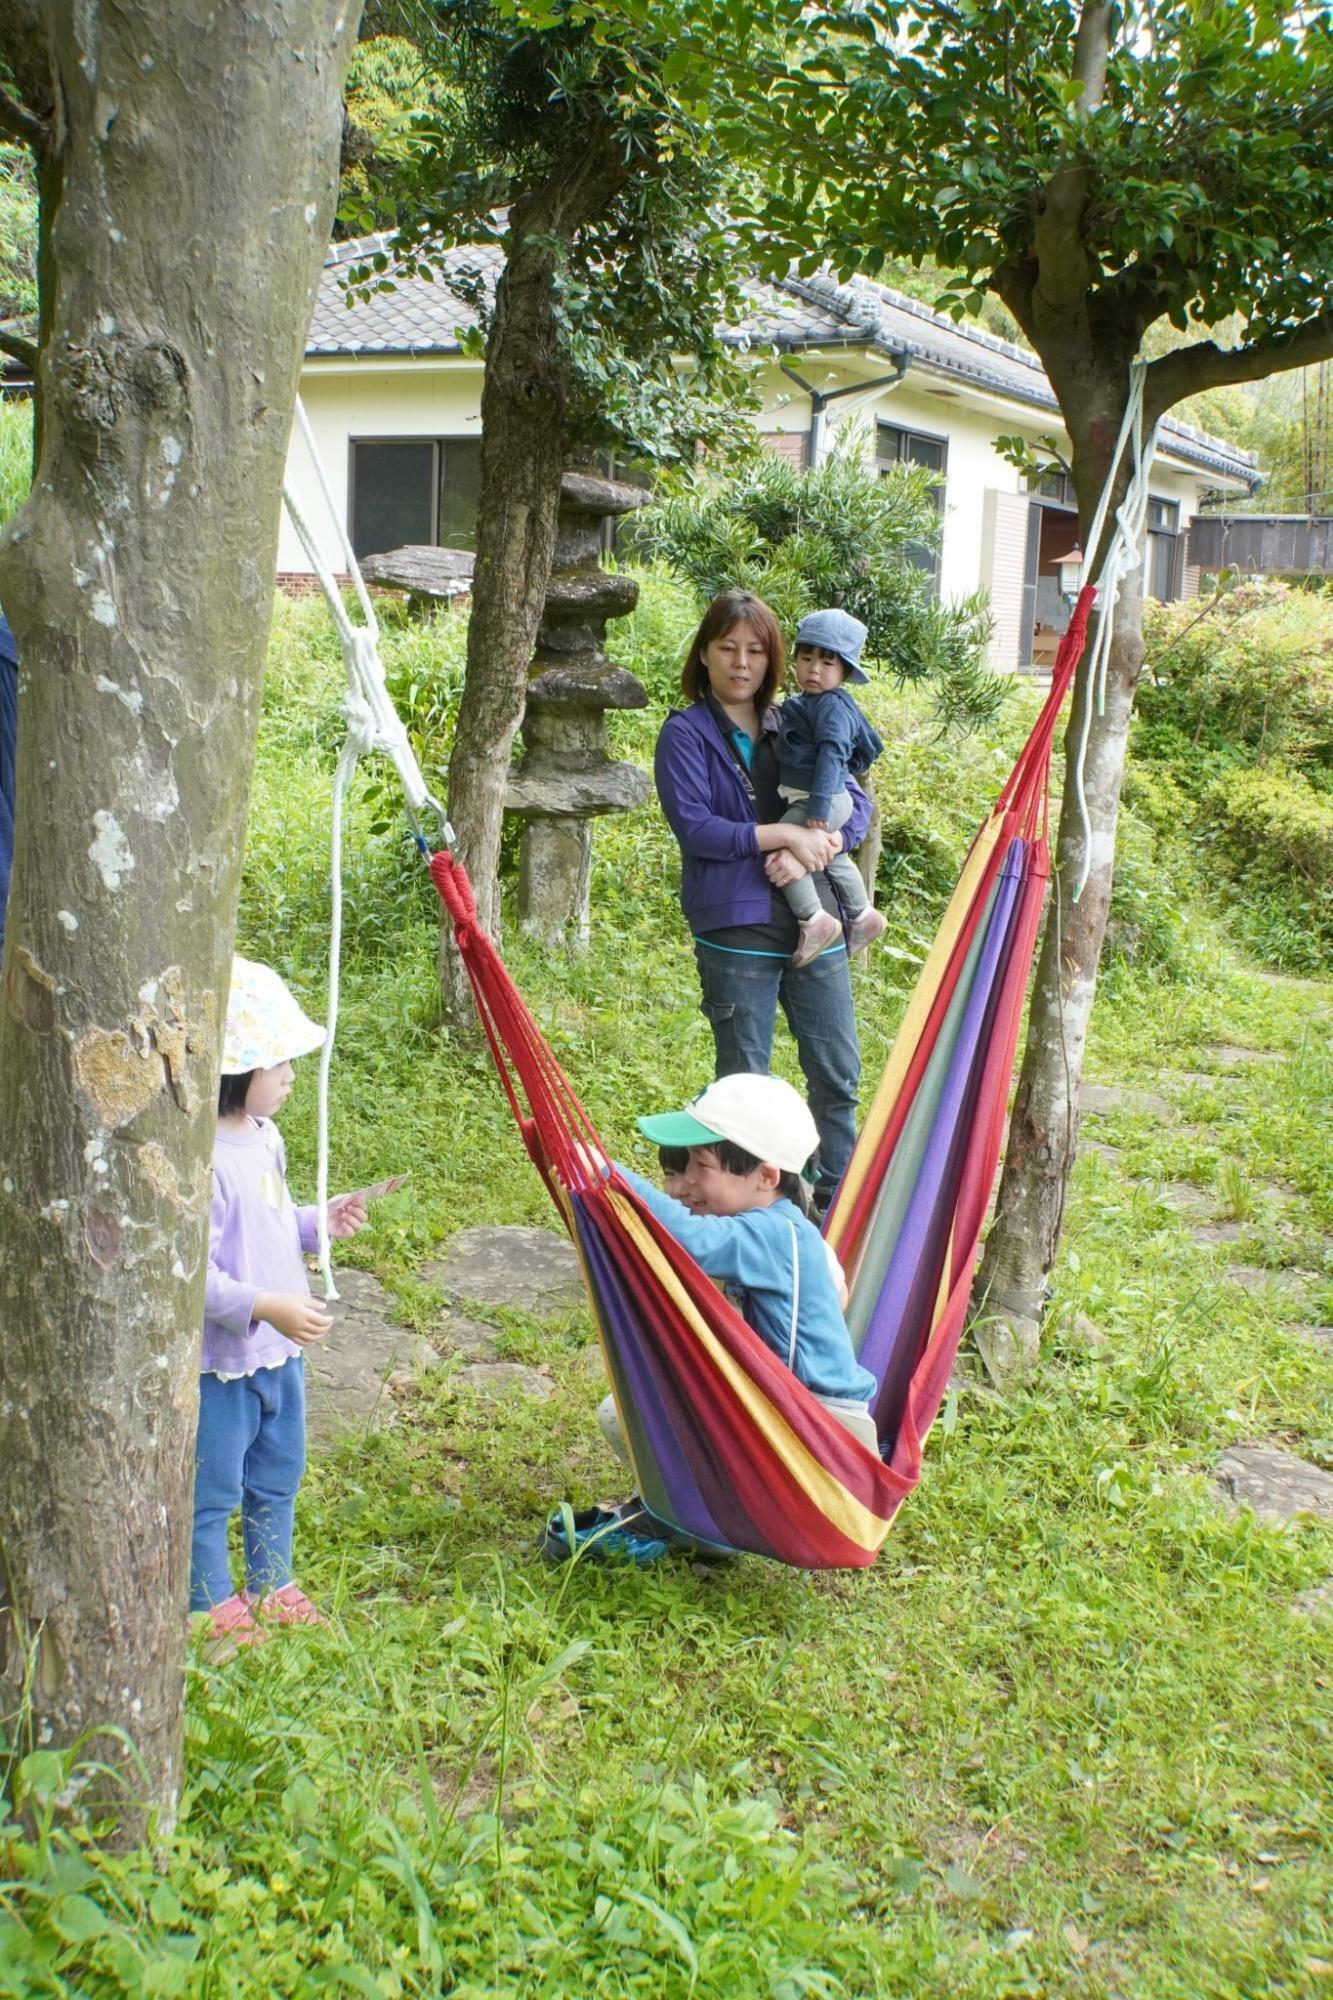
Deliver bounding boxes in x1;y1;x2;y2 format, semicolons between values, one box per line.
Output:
201;1591;265;1651
252;1582;327;1627
846;908;888;957
791;910;842;968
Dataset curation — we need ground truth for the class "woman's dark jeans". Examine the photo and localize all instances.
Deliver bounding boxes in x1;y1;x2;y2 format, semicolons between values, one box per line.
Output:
693;942;861;1197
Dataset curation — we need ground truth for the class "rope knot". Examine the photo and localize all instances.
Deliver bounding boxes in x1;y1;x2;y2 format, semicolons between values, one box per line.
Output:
429;851;479;928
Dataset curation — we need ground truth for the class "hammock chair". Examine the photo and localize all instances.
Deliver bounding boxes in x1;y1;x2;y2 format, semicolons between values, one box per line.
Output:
286;368;1157;1572
428;589;1092;1569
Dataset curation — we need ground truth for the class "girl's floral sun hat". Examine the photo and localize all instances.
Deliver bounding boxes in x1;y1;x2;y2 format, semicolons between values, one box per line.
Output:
221;957;326;1075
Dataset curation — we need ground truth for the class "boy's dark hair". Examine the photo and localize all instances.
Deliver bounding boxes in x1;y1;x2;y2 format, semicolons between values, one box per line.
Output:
218;1069;254;1117
659;1140;813;1216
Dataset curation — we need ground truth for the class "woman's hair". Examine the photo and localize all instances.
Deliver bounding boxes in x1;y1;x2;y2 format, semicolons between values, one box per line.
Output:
659;1138;812;1214
680;591;785;711
218;1070;254;1117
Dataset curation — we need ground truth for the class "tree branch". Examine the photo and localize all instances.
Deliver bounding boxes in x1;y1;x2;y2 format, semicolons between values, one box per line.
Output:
1145;312;1333;420
0;329;37;371
992;258;1037;342
0;83;45;150
1069;0;1114;109
1034;1;1115;310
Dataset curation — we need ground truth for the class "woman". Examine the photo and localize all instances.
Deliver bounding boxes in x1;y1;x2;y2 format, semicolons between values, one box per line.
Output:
653;590;872;1210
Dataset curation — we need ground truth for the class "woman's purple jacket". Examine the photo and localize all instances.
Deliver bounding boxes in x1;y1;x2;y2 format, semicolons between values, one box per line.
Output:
654;700;872;935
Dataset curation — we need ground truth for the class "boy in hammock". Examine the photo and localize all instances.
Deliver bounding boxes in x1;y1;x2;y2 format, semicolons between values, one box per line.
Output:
545;1072;879;1565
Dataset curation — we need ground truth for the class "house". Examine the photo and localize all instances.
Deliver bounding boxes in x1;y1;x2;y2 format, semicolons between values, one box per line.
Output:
283;237;1258;671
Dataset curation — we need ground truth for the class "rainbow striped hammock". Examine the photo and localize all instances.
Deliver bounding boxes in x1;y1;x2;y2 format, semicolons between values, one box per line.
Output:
429;590;1095;1570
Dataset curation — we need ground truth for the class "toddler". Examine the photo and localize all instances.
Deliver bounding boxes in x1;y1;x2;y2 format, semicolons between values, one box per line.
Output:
775;608;888;968
193;957;368;1646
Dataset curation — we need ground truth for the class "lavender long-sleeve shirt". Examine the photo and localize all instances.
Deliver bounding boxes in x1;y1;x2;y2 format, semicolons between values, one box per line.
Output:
202;1119;319;1377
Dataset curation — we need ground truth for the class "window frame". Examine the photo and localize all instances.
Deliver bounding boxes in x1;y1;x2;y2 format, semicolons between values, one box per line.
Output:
347;433;483;561
876;419;949;587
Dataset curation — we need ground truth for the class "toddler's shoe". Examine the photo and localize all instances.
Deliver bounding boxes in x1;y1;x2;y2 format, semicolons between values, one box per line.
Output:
791;910;842;968
252;1582;327;1626
542;1500;670;1567
199;1591;265;1655
846;908;888;957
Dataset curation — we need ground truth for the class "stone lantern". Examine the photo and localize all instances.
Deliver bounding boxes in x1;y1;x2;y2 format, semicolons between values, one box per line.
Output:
361;467;652;948
504;469;651;946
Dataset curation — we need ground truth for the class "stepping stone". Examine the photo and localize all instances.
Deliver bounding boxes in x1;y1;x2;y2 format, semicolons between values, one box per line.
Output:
1069;1311;1109;1351
1190;1219;1250;1247
423;1225;584;1314
1080;1139;1123;1165
1156;1182;1212;1216
1079;1083;1171;1119
452;1361;555;1402
1215;1447;1333;1526
1294;1578;1333;1620
1308;1327;1333;1350
438;1311;502;1359
1223;1266;1315;1312
1207;1044;1283;1068
306;1268;441;1446
1171;1071;1229;1092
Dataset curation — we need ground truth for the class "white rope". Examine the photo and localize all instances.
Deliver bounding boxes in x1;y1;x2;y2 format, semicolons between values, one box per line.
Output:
281;398;454;1297
1069;361;1161;902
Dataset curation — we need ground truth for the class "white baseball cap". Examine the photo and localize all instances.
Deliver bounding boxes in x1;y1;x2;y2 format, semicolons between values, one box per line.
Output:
221;957;326;1074
637;1073;820;1175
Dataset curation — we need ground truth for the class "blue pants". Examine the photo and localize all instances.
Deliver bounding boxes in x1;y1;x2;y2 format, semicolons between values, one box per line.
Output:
191;1359;307;1611
694;942;861;1195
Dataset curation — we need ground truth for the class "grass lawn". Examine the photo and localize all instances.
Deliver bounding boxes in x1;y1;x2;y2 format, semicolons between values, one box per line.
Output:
1;597;1330;1999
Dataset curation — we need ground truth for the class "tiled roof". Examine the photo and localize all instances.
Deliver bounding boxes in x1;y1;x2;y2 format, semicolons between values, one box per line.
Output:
308;237;1257;485
309;235;503;356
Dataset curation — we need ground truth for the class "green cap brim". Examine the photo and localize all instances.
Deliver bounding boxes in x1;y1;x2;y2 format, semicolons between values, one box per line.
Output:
636;1109;727;1151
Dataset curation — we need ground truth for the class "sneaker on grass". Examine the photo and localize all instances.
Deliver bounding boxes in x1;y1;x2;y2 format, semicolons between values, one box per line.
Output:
542;1500;670;1567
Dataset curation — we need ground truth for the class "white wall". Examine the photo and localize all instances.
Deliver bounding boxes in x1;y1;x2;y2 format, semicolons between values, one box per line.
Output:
285;353;1235;636
279;359;482;574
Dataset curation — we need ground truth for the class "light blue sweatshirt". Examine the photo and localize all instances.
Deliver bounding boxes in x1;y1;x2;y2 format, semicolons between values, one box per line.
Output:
618;1167;878;1405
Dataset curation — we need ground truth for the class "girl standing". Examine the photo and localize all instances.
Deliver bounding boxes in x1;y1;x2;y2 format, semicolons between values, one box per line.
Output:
193;957;367;1646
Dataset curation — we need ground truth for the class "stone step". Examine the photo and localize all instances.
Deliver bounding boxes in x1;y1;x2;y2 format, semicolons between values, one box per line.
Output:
1215;1446;1333;1525
422;1224;586;1314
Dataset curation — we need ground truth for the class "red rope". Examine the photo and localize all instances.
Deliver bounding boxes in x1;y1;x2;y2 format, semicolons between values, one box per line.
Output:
429;852;607;1194
995;582;1097;837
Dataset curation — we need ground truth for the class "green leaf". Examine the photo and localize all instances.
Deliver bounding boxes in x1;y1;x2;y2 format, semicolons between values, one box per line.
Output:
16;1749;66;1806
49;1893;115;1944
149;1880;185;1926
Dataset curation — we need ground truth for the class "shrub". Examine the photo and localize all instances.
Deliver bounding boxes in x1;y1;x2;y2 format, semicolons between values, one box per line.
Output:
237;594;466;976
1133;582;1333;971
1139;583;1333;785
1203;763;1333;970
636;436;1001;728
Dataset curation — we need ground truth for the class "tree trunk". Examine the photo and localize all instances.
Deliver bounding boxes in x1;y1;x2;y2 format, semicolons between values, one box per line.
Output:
0;0;358;1843
439;132;639;1026
975;392;1144;1374
439;195;568;1022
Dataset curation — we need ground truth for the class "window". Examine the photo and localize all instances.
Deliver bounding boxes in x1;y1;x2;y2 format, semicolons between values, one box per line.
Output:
877;421;947;585
1027;467;1078;509
349;436;483;560
1146;496;1181;602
